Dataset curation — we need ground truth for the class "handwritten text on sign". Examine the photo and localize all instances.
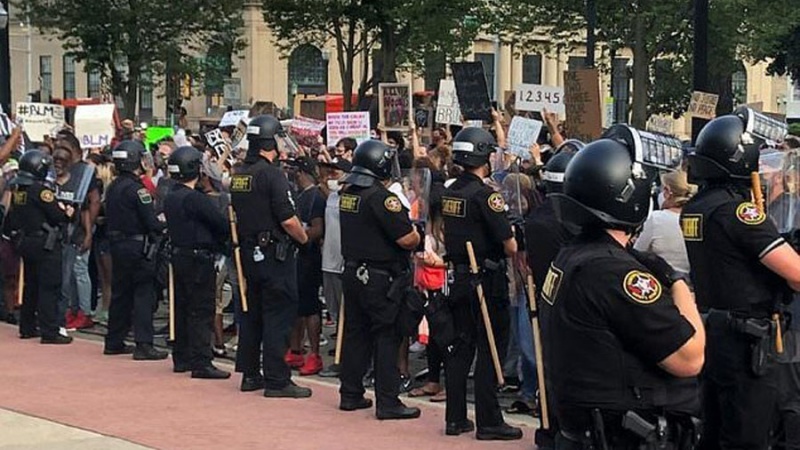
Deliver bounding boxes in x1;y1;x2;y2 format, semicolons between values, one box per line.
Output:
435;79;462;126
15;102;65;141
515;84;565;115
326;112;371;145
74;104;116;149
507;117;543;160
688;91;719;120
564;69;602;142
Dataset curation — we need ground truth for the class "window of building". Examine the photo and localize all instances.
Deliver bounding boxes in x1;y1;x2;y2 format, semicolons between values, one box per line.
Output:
522;54;542;84
288;44;328;115
39;56;52;101
474;53;495;100
424;52;446;92
63;56;76;100
732;67;748;106
139;70;153;121
612;58;630;124
567;56;586;72
87;68;101;98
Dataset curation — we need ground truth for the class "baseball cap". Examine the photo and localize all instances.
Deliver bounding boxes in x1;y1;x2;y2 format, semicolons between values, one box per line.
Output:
319;156;352;173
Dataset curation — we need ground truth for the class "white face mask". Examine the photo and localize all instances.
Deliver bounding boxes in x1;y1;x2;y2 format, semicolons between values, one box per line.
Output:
327;179;341;192
657;191;666;209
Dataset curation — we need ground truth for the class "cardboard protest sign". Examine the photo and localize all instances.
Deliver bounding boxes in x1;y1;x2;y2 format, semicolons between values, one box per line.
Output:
326;111;371;145
144;126;174;148
435;80;462;125
451;62;492;122
564;69;602;142
290;115;326;147
219;110;248;128
74;104;116;149
15;102;64;141
515;84;565;115
646;115;673;135
688;91;719;120
231;117;251;150
379;83;412;131
507;116;543;160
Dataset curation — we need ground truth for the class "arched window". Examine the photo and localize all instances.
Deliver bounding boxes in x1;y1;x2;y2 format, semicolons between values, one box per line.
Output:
731;64;748;106
288;44;328;115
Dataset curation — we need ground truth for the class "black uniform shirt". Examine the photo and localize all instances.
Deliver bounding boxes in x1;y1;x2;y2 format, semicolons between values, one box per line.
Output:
441;172;513;264
339;183;413;265
525;197;575;288
6;182;70;235
682;186;786;313
229;157;296;242
105;173;164;236
164;183;229;251
541;231;697;424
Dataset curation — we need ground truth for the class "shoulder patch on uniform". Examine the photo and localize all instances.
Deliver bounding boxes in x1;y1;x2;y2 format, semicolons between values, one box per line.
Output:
340;193;361;213
12;191;27;205
442;196;466;218
230;175;253;193
541;264;564;306
735;202;766;225
622;270;662;304
39;189;54;203
384;195;403;213
137;188;153;204
681;214;703;241
487;192;506;213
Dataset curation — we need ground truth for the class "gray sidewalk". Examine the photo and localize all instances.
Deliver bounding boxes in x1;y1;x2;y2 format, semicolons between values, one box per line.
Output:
0;409;151;450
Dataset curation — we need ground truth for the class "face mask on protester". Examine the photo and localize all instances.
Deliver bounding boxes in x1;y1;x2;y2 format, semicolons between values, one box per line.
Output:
327;178;341;192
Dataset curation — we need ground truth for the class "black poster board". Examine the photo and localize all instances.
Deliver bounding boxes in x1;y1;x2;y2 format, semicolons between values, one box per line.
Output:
451;62;492;122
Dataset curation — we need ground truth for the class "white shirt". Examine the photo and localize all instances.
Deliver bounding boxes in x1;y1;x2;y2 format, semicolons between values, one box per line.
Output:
633;209;691;274
321;192;344;274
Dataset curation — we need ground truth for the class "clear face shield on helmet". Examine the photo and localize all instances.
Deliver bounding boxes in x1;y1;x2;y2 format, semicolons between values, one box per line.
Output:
275;130;301;159
736;107;788;147
759;149;800;233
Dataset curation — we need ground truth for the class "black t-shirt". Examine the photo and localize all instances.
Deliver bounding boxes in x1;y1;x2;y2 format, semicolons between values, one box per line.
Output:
541;232;698;426
296;185;326;260
230;157;297;243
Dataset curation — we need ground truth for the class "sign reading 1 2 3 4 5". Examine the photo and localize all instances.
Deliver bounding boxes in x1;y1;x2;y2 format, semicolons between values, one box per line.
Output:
515;84;565;115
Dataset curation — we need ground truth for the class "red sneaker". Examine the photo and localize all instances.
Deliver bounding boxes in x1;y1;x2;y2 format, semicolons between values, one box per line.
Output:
65;310;78;331
299;353;323;376
73;311;94;330
284;350;305;369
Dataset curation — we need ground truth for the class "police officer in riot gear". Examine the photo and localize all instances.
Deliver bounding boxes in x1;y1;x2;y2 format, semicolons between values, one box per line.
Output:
441;127;522;440
229;114;312;398
683;114;800;450
164;146;231;380
4;150;74;344
337;139;422;420
104;140;168;360
543;138;705;449
525;141;582;449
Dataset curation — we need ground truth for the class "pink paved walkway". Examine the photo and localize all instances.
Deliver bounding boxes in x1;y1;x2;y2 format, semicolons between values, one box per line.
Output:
0;324;534;449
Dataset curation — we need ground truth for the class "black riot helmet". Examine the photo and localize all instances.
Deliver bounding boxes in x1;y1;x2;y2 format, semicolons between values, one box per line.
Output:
551;138;654;231
542;151;574;194
452;127;498;169
246;114;283;157
12;150;53;186
341;140;397;187
112;140;146;174
167;146;203;182
688;114;759;182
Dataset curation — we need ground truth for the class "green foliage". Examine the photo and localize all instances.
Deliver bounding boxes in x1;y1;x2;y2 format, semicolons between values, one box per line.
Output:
18;0;247;118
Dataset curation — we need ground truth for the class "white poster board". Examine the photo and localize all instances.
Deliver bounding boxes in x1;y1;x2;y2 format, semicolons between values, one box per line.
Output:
74;104;116;149
435;79;462;125
219;110;249;128
326;111;371;145
507;116;543;160
15;102;64;141
515;84;565;115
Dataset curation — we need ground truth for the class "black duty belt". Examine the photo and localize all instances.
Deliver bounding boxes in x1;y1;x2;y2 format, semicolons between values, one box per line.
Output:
344;260;404;277
172;247;214;259
449;258;505;274
108;232;146;242
708;309;772;338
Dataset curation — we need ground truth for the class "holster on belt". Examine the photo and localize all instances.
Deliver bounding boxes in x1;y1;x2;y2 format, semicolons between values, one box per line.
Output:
727;315;773;377
143;234;161;261
41;223;60;251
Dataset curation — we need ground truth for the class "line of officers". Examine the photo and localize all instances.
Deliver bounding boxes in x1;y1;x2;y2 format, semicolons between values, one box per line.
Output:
5;109;800;449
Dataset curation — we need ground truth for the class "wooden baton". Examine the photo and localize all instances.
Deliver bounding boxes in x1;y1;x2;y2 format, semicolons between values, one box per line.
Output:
334;299;345;366
17;259;24;306
228;206;249;313
466;241;505;386
752;172;784;354
526;274;550;429
168;262;175;341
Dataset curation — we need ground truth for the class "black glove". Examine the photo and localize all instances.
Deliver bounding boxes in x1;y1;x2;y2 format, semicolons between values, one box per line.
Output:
413;221;425;253
628;249;682;288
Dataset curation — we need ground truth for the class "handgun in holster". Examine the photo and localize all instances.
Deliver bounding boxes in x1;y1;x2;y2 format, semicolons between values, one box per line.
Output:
622;411;669;448
42;223;60;251
729;317;772;376
590;409;610;450
143;235;160;261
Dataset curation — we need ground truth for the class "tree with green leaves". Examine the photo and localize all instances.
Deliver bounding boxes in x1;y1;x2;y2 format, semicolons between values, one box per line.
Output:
19;0;246;119
261;0;488;111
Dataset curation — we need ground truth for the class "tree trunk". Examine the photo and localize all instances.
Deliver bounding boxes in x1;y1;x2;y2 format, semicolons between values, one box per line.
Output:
123;65;140;121
379;28;398;83
709;73;734;117
630;16;649;128
334;21;355;112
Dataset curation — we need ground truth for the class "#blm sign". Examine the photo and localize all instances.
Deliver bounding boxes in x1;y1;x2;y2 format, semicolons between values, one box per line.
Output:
75;104;116;149
379;83;412;131
451;62;492;122
564;68;603;142
507;116;543;160
16;102;65;141
326;111;371;145
515;84;565;115
688;91;719;120
435;79;462;126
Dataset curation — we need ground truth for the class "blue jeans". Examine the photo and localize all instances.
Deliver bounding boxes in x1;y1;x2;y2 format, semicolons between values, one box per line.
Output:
514;292;538;403
61;244;92;319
